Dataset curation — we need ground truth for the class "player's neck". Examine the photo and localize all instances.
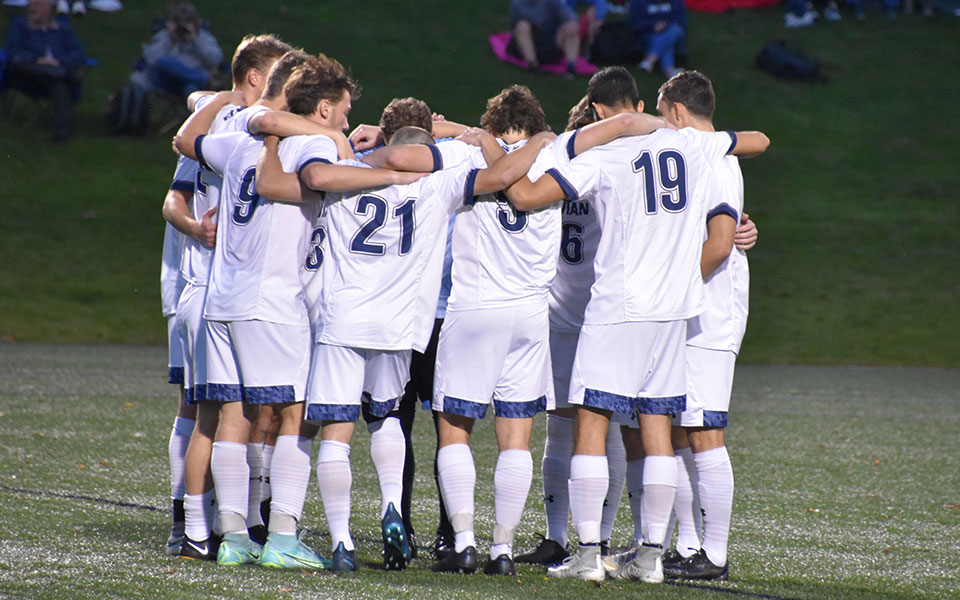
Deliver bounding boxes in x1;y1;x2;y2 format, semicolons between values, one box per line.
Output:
498;128;528;144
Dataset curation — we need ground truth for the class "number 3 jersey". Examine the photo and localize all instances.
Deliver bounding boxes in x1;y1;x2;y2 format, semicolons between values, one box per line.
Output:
435;138;562;311
311;162;478;353
546;127;736;324
195;129;333;326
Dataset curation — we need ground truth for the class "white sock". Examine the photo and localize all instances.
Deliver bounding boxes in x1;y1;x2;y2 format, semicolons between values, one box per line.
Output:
183;490;215;541
246;442;265;528
640;455;677;547
437;443;475;552
602;426;626;544
541;415;573;546
626;458;644;545
569;454;607;545
168;417;194;500
316;440;353;551
491;449;533;559
268;435;312;534
696;446;734;566
261;443;275;501
674;447;701;557
211;441;249;534
368;416;406;518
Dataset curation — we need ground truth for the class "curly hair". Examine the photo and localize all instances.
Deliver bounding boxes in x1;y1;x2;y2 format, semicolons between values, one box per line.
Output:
380;97;432;144
480;85;549;137
283;52;359;116
565;94;597;132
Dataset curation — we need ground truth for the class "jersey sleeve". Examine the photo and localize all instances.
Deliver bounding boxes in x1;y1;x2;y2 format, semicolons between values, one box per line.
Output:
423;164;475;214
195;131;248;177
684;128;737;164
170;154;199;193
527;131;574;182
546;149;602;201
295;134;340;177
437;140;485;169
705;165;739;223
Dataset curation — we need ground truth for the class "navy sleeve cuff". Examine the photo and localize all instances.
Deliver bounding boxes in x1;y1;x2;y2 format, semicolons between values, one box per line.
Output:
546;168;578;200
297;157;331;179
725;131;737;155
463;168;480;206
707;203;738;223
194;135;209;171
170;181;195;193
566;130;579;160
427;144;443;172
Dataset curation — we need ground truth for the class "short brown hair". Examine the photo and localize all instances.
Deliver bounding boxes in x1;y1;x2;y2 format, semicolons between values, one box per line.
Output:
658;70;715;121
231;34;292;87
262;49;312;101
480;85;549;137
565;94;597;132
389;126;434;146
283;53;358;117
380;97;432;144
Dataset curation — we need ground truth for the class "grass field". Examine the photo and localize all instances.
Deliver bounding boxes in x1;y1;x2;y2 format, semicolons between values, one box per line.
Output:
0;344;958;599
0;2;958;365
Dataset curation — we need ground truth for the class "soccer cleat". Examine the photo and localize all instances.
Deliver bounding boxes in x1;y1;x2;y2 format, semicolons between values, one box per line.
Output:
514;535;569;565
260;534;331;570
432;527;455;561
661;549;684;568
610;543;664;583
165;499;186;556
216;534;262;566
601;544;638;574
482;554;516;576
331;541;357;573
546;544;605;581
664;549;729;581
406;528;418;560
381;502;411;571
179;535;220;561
166;533;184;556
431;545;478;574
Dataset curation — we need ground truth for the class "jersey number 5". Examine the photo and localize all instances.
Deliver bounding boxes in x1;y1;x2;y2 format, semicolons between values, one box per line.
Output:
632;150;687;214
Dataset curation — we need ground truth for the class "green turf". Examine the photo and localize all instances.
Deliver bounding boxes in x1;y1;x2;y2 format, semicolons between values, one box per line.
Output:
0;344;957;599
0;3;958;364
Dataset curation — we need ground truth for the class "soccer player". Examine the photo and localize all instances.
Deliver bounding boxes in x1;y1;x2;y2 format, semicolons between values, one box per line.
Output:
655;71;749;582
163;34;293;560
502;71;769;583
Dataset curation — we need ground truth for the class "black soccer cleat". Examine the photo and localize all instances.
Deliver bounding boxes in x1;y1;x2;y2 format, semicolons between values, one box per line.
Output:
431;545;478;574
514;535;569;565
179;535;221;561
662;549;685;568
482;553;516;576
432;527;455;561
663;549;729;581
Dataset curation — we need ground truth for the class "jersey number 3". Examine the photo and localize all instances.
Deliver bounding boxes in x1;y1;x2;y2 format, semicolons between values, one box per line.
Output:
632;150;687;214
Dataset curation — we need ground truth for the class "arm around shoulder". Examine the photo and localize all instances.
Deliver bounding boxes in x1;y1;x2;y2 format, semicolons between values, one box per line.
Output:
730;131;770;158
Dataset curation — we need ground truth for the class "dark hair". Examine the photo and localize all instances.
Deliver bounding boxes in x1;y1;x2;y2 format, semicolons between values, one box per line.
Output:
283;53;358;116
389;126;435;146
380;97;432;144
262;49;312;101
168;2;199;26
231;34;292;87
658;70;715;121
480;85;549;137
565;94;597;132
586;66;640;110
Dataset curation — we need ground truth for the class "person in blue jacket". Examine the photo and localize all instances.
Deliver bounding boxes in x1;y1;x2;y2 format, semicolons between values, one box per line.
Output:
629;0;687;78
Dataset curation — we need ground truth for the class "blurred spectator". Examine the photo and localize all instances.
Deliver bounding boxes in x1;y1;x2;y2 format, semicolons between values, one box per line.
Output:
567;0;607;53
129;2;222;99
630;0;687;78
2;0;86;140
507;0;581;75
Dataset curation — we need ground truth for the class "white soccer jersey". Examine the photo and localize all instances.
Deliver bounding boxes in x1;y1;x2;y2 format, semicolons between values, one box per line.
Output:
436;139;561;310
178;99;249;285
315;162;475;353
686;155;749;353
160;155;197;316
547;127;736;324
195;126;327;325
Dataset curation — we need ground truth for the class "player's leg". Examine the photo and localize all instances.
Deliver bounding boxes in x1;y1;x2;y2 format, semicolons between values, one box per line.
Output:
601;422;626;554
670;424;702;561
246;404;279;545
431;411;477;573
165;314;191;555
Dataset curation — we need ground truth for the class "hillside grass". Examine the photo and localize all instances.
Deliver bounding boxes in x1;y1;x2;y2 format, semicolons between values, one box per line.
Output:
1;1;958;365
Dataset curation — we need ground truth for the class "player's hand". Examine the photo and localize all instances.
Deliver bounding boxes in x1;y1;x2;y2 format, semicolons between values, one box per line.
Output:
330;131;356;161
263;134;280;149
391;171;429;185
197;205;217;248
735;213;758;251
348;124;383;151
456;127;490;147
432;112;446;122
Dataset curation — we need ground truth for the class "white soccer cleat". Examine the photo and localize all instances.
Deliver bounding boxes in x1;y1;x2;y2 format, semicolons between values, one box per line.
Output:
613;543;664;583
546;544;605;581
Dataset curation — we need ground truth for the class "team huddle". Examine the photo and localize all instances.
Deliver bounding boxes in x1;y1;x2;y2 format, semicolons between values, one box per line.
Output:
158;32;767;585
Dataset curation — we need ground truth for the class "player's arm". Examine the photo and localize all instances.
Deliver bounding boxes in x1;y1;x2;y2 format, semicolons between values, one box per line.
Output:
735;213;758;250
431;118;469;140
701;212;737;278
572;112;673;156
729;131;770;157
471;131;556;195
249;111;355;160
174;90;244;159
162;188;216;248
255;135;310;203
186;90;216;112
348;124;383;151
300;156;428;193
362;144;439;172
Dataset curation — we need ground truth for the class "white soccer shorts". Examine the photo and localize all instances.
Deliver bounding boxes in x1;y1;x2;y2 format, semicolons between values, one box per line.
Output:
305;343;411;423
167;315;184;385
569;320;687;416
433;302;554;419
174;282;208;404
674;345;737;428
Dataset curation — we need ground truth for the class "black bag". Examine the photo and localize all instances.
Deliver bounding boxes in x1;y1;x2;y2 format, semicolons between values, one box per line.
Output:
106;83;151;135
755;41;824;82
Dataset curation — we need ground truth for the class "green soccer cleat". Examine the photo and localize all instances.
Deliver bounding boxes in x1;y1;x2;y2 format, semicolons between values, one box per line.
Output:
381;502;411;571
216;533;263;566
260;534;332;570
